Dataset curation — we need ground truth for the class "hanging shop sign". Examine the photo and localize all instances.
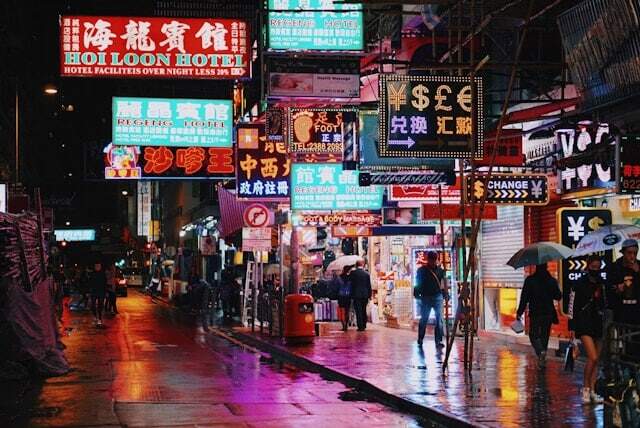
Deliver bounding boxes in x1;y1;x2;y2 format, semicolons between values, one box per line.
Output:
243;203;271;228
475;129;523;167
104;144;142;179
555;123;615;195
379;74;483;159
141;146;234;178
619;136;640;194
288;108;356;155
359;111;454;172
266;107;286;143
60;16;250;79
113;97;233;147
291;163;383;210
359;171;455;186
236;124;290;199
421;204;497;221
388;179;461;203
298;212;381;227
267;0;363;51
242;227;272;252
268;57;360;99
557;208;612;313
137;182;151;239
465;173;549;206
54;229;96;242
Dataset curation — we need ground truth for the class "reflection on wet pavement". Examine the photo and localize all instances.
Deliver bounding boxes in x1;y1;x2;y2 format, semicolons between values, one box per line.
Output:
10;293;427;427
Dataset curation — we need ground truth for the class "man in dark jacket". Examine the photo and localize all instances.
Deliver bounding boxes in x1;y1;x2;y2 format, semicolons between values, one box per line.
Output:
89;261;108;326
348;259;371;331
516;263;562;368
415;251;447;348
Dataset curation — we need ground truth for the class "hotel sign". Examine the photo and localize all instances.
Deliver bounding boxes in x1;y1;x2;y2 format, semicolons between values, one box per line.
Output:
60;16;250;79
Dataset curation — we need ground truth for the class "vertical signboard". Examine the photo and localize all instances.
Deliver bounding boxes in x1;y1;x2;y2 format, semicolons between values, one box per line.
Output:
137;181;152;240
379;74;483;158
60;16;250;78
267;0;364;51
557;208;612;313
0;183;6;213
619;136;640;194
236;124;290;199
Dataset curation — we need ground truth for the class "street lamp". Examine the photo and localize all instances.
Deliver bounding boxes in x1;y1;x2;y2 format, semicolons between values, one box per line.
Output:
121;190;129;196
44;84;58;95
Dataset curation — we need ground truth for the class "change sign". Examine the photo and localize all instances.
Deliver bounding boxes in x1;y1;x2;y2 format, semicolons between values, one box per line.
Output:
465;174;549;206
379;74;483;159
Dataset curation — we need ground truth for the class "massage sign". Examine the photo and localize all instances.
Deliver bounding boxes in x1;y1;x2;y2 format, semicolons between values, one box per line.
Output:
60;16;250;78
379;74;483;158
288;108;357;155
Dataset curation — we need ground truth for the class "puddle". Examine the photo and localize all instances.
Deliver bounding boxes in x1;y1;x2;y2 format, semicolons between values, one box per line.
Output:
338;389;378;403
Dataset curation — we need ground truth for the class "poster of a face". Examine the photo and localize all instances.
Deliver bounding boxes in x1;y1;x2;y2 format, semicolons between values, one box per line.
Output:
383;208;420;225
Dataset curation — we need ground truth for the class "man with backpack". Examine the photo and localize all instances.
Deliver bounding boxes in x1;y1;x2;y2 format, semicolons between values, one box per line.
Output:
414;251;448;348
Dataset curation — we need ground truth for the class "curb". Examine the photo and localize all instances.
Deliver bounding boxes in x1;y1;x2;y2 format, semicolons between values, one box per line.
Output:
211;328;484;428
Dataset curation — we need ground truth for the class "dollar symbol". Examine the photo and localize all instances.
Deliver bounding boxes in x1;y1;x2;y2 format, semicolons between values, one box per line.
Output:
411;84;430;111
473;181;484;199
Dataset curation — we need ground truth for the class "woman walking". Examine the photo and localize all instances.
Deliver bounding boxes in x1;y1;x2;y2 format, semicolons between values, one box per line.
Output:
569;255;606;404
334;266;353;331
516;263;562;368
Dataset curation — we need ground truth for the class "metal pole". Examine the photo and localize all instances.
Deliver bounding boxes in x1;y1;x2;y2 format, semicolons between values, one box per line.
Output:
15;86;19;184
439;185;449;344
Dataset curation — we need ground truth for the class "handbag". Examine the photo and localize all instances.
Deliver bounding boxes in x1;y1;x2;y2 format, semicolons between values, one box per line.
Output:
510;319;524;334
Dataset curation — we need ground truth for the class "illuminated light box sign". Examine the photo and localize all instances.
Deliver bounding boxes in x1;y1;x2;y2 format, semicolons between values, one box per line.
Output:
267;0;363;51
297;212;381;227
291;163;383;210
236;124;290;199
465;173;549;206
421;204;497;221
112;97;232;147
619;135;640;194
359;110;454;172
288;108;356;154
388;180;462;203
55;229;96;242
60;16;250;79
104;144;234;179
379;75;483;159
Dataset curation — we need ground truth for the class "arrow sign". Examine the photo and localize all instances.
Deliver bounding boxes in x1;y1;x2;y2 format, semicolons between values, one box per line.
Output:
388;137;416;148
465;173;549;206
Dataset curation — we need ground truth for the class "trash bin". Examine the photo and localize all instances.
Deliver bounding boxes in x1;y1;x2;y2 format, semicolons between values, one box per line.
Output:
283;294;314;344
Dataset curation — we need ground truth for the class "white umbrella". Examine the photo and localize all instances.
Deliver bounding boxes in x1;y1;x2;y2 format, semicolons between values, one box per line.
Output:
572;224;640;257
326;255;362;272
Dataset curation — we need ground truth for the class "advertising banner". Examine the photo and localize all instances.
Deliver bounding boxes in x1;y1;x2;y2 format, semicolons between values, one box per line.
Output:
236;124;290;199
465;173;549;206
291;163;383;210
555;123;615;194
359;110;454;172
113;97;232;147
60;16;250;79
298;212;381;227
619;136;640;194
105;144;234;179
267;0;363;51
288;108;356;155
379;75;483;159
557;208;612;312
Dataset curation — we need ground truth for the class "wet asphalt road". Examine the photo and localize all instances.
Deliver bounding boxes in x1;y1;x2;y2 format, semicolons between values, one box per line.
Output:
5;292;429;427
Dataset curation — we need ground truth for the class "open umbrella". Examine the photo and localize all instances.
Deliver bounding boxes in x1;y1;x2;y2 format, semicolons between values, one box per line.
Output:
326;255;362;272
572;224;640;257
507;241;574;269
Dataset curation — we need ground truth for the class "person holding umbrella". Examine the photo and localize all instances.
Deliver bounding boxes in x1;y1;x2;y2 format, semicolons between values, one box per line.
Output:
569;255;606;404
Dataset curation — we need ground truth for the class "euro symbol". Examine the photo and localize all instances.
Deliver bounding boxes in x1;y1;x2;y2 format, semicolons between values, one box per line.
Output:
457;85;472;113
473;180;484;199
411;84;430;111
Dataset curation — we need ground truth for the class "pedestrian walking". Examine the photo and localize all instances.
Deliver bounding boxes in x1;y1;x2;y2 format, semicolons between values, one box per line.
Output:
348;259;371;332
77;266;91;310
569;255;606;404
334;266;353;331
414;251;447;348
516;263;562;368
220;267;236;322
199;280;216;331
104;262;118;315
89;261;107;326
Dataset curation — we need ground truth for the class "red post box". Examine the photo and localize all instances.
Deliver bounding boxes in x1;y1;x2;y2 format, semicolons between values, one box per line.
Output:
283;294;315;344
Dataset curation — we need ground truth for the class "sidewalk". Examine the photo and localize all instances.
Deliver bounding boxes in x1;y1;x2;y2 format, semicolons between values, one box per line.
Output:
223;323;602;427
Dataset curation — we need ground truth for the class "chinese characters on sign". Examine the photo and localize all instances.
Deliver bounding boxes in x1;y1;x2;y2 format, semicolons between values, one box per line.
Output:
267;0;363;51
465;174;549;206
236;124;290;199
291;163;383;210
60;16;250;78
619;136;640;194
555;123;615;194
557;208;612;312
288;108;356;154
379;75;483;158
113;97;233;147
141;146;234;178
